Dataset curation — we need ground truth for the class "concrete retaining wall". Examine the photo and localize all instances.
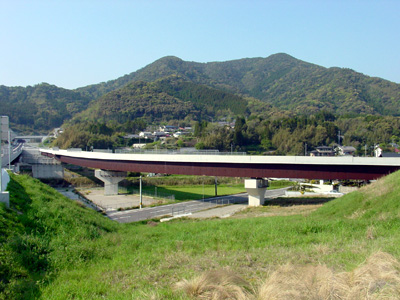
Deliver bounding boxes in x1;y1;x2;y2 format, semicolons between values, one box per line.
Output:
338;186;359;194
32;164;64;179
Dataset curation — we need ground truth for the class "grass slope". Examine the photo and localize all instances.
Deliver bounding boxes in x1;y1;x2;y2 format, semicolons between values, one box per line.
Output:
2;171;400;299
0;174;117;299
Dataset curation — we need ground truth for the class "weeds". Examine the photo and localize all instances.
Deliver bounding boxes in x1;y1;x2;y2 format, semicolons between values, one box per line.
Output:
177;252;400;299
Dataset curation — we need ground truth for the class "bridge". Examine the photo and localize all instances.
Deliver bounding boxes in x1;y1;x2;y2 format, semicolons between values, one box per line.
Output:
14;135;49;143
40;148;400;206
1;143;24;168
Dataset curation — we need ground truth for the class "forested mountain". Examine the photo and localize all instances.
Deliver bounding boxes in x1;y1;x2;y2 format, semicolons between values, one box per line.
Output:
0;83;92;132
76;53;400;116
1;53;400;134
74;76;261;124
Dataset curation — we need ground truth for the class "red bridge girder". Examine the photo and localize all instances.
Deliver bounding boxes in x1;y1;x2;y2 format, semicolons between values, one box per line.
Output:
49;154;399;181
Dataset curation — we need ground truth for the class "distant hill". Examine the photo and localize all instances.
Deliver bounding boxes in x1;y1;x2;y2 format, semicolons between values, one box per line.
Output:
75;76;257;123
0;83;91;133
1;53;400;133
76;53;400;116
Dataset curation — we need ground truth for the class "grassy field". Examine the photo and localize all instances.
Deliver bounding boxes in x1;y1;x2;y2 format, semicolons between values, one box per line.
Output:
1;172;400;299
125;179;293;201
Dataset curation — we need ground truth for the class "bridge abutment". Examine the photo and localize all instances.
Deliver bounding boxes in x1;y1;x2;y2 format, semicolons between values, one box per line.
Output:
21;148;64;179
245;178;268;206
95;169;127;196
32;164;64;179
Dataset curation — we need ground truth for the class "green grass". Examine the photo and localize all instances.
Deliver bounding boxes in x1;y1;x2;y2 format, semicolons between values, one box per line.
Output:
1;172;400;299
142;183;245;201
126;179;293;201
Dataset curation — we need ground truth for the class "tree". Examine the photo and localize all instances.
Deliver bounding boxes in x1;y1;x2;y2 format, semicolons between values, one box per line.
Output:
233;116;247;146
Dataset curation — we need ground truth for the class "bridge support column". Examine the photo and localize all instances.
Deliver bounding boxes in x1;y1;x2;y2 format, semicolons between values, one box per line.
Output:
95;169;127;196
0;169;10;208
0;192;9;208
245;178;268;206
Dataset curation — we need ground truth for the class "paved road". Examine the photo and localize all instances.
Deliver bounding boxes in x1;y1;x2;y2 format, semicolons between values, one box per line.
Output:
107;188;288;223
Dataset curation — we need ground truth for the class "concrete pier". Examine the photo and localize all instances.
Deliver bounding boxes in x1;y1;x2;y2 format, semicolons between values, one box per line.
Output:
0;192;9;208
245;178;268;206
0;169;10;208
95;169;127;196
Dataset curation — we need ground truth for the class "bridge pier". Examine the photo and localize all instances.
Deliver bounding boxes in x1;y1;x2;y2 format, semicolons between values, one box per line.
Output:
245;178;268;206
0;169;10;208
95;169;127;196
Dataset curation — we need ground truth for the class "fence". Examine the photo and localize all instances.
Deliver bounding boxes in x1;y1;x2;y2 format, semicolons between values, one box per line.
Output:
104;194;233;218
119;187;175;201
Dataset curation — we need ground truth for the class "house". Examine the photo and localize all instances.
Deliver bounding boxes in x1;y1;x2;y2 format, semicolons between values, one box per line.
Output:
159;125;179;132
382;152;400;158
310;146;335;157
139;131;152;137
336;146;356;156
173;131;190;138
374;145;383;157
153;131;167;137
123;134;140;139
132;143;146;149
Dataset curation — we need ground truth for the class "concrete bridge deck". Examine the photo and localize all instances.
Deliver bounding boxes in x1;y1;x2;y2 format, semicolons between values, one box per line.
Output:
40;148;400;181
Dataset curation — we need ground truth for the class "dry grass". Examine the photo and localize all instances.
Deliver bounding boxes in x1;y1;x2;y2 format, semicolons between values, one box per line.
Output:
348;209;367;219
233;204;322;219
366;225;376;240
176;252;400;300
360;177;395;201
174;269;252;299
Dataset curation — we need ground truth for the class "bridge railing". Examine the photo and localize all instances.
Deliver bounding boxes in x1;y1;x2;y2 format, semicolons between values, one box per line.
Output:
113;148;246;155
45;146;247;156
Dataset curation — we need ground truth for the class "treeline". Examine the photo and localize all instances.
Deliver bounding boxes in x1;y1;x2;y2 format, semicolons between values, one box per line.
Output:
0;83;92;132
55;111;400;156
55;119;147;149
194;112;400;155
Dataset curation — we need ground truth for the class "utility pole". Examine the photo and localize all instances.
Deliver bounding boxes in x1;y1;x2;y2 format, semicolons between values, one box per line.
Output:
139;175;143;209
0;124;2;192
8;130;11;169
338;130;341;145
214;177;218;197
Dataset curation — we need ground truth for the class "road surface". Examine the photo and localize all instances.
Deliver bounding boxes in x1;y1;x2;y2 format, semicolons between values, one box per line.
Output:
107;187;288;223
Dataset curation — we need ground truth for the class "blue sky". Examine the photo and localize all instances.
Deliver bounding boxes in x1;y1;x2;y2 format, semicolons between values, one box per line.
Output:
1;0;399;89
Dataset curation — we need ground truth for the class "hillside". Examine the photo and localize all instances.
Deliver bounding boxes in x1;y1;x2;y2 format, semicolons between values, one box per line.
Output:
2;169;400;298
2;53;400;133
0;83;92;133
77;53;400;116
0;173;117;299
74;75;258;123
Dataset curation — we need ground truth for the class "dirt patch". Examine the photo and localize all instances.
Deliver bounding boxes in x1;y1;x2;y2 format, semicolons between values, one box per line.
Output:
76;188;168;211
232;204;322;219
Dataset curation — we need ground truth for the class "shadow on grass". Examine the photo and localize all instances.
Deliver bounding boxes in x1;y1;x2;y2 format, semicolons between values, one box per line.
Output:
4;177;43;300
264;197;336;207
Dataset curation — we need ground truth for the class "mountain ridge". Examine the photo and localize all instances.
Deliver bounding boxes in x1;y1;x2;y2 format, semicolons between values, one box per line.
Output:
1;53;400;132
75;53;400;116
